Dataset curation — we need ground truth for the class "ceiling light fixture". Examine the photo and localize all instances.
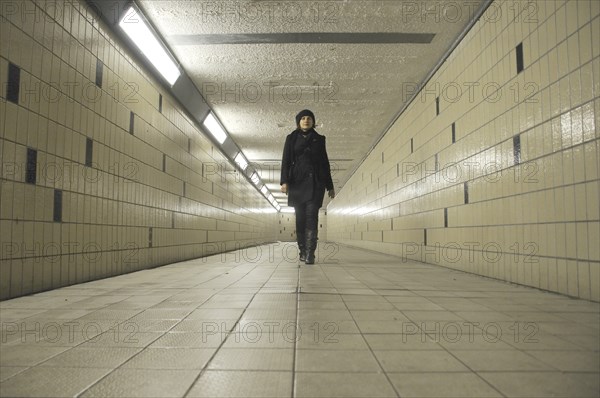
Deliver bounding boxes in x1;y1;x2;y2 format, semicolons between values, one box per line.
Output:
202;112;228;144
119;6;180;85
234;152;249;171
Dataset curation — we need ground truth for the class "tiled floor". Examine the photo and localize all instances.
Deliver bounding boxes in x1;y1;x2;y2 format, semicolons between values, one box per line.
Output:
1;243;599;397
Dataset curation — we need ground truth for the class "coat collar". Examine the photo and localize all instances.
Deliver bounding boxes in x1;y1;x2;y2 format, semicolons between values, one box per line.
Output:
292;128;321;138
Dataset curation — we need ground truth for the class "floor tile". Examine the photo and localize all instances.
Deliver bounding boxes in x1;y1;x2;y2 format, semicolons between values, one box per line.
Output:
298;301;347;310
187;370;292;397
296;349;381;372
438;336;517;350
298;293;343;302
451;349;556;371
297;332;369;350
363;333;443;350
392;302;446;311
402;312;468;322
500;331;584;350
122;319;180;332
297;308;354;321
186;308;245;320
357;318;420;333
79;368;199;397
240;308;297;320
294;372;397;397
479;371;600;397
388;372;502;397
222;331;297;348
149;332;225;348
78;331;163;348
535;321;598;335
0;309;47;321
0;366;27;382
0;243;597;397
207;348;293;371
344;301;396;310
1;319;109;346
0;345;69;367
373;350;470;372
38;347;141;368
559;334;600;350
297;320;360;334
525;350;600;372
350;310;409;321
0;366;111;397
170;319;238;333
122;347;215;369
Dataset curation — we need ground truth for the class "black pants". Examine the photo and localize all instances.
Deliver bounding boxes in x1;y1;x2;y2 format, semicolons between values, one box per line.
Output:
295;199;319;234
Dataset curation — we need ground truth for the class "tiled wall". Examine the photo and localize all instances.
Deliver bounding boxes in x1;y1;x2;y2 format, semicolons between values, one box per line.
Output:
277;212;297;242
328;0;600;301
0;0;278;300
277;210;328;242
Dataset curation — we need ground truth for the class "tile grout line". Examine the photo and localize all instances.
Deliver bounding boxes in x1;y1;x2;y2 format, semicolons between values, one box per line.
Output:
320;263;403;398
180;250;288;397
0;293;138;385
352;260;516;395
380;293;509;397
2;243;598;396
65;254;270;397
291;257;302;398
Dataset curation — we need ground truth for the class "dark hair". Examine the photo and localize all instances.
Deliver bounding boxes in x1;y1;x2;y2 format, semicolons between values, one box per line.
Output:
295;109;315;127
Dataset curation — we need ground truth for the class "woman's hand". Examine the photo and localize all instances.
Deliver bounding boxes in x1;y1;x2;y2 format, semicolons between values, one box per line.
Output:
281;183;288;194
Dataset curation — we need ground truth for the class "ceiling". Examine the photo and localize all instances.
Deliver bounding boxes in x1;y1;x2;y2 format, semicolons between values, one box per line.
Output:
137;0;486;209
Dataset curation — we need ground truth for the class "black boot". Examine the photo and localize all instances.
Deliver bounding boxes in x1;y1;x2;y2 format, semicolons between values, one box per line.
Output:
297;232;306;262
305;229;318;264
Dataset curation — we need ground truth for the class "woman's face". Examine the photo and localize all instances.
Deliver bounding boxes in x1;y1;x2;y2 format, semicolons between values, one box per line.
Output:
299;116;314;131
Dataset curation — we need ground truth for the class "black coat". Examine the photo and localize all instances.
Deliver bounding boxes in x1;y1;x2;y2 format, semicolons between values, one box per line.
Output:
280;129;334;208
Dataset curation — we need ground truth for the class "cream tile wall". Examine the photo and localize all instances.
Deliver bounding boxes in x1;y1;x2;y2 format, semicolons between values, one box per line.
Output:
277;212;297;242
0;0;278;300
277;210;327;243
328;0;600;301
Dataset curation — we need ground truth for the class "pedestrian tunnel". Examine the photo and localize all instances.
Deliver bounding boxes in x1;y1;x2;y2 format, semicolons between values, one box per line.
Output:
2;0;598;302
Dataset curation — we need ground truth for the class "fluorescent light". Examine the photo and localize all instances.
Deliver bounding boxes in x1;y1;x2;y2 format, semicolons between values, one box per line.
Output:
119;7;180;85
234;152;249;171
268;194;275;204
202;113;228;144
261;186;268;195
250;172;260;185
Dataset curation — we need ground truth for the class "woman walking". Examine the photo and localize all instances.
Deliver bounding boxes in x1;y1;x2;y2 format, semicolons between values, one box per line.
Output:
280;109;335;264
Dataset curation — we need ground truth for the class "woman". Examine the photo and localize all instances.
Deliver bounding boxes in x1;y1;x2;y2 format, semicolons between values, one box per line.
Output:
280;109;335;264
